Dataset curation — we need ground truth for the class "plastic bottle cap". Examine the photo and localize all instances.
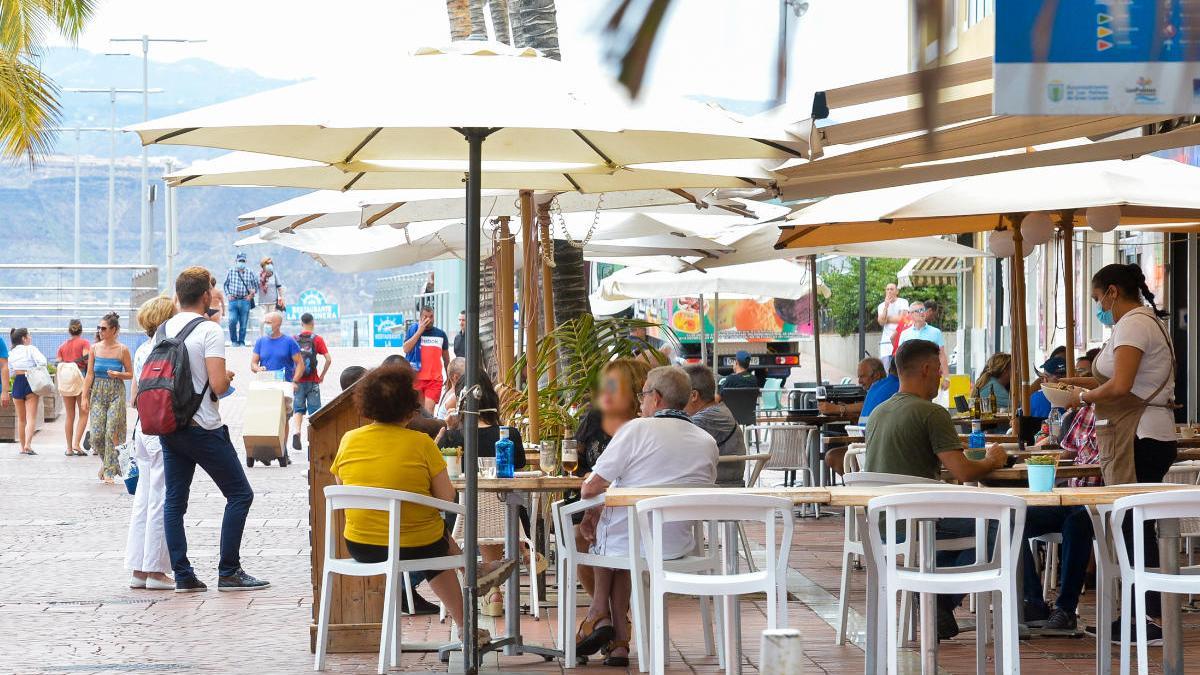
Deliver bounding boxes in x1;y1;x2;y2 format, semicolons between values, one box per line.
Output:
499;426;509;439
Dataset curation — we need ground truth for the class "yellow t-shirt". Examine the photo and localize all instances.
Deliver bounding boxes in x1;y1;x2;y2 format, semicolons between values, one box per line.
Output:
330;422;449;548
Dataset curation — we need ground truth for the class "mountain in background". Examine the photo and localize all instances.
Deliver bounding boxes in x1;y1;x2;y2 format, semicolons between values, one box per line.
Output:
0;47;417;318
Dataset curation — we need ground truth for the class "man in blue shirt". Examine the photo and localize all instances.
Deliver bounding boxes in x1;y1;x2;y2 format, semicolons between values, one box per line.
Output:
860;358;900;424
896;300;949;386
251;312;303;385
1029;355;1067;418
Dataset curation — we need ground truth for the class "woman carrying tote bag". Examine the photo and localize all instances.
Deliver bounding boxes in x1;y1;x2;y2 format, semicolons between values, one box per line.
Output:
8;328;49;455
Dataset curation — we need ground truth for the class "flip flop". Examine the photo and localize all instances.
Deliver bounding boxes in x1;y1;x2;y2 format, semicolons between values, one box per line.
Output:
20;448;36;456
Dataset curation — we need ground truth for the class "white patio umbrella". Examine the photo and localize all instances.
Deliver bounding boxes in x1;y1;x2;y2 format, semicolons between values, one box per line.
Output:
599;259;824;301
131;43;813;666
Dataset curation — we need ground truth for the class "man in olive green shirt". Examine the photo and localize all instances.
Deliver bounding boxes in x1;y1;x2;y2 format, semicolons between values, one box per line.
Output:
864;339;1007;639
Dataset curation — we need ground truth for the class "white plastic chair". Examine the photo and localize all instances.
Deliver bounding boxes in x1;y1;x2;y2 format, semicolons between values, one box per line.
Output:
867;490;1026;675
315;486;465;674
1110;489;1200;675
637;493;793;675
744;423;820;516
553;495;721;672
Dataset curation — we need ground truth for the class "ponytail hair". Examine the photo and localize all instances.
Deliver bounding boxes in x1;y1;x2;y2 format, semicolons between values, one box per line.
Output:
1091;263;1167;319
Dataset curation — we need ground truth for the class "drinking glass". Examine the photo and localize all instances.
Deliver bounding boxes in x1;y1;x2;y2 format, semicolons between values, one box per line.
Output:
478;457;496;479
561;440;579;477
540;440;559;476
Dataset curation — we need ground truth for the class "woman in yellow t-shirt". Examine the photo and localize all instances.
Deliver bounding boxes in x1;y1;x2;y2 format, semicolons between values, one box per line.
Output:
331;364;514;639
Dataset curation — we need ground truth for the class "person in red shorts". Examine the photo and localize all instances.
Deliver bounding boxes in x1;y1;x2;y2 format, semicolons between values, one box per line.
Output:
402;305;449;413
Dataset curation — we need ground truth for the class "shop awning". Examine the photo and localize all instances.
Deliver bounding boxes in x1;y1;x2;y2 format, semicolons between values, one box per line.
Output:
897;256;963;288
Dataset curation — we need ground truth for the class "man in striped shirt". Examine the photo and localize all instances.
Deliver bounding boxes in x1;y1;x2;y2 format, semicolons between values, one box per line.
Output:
222;252;258;347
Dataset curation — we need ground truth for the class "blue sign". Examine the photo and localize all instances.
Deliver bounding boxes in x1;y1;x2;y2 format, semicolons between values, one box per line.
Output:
286;289;339;322
372;313;406;348
995;1;1200;114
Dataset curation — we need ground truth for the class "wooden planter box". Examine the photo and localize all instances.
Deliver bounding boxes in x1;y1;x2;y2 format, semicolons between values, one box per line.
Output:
0;392;63;441
43;392;62;422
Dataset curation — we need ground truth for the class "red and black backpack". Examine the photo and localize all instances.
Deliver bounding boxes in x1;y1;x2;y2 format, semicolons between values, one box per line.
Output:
136;317;210;436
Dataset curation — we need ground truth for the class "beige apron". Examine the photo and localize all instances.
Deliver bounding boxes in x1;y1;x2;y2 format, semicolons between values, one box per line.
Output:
1093;308;1176;486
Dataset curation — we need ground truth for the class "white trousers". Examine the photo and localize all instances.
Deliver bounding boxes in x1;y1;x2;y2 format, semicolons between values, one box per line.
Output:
125;432;171;573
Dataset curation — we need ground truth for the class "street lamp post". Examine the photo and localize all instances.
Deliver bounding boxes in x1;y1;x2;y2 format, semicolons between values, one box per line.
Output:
109;36;205;269
62;87;161;302
51;126;111;304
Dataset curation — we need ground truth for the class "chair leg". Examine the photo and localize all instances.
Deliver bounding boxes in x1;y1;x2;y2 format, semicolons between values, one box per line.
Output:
563;561;577;669
887;589;900;675
633;571;651;673
737;523;758;572
651;589;667;675
314;569;334;671
1001;586;1019;675
722;594;737;675
836;548;853;645
698;594;716;657
1134;587;1149;675
1118;580;1131;675
974;591;989;675
402;571;415;617
1048;541;1059;591
378;570;396;675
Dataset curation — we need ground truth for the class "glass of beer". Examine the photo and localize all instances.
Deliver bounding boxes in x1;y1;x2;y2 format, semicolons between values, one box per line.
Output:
540;440;559;476
561;440;579;477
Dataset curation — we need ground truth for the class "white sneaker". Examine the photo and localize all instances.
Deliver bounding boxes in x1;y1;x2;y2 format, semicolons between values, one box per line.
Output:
129;575;146;589
145;576;175;591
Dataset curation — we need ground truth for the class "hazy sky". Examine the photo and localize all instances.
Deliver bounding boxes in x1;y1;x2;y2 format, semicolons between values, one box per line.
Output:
51;0;908;108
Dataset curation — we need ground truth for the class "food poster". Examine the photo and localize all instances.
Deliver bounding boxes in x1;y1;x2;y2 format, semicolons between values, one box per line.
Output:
665;296;813;343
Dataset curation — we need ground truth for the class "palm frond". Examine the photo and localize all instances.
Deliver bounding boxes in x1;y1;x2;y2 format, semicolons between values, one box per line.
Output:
44;0;95;42
0;51;61;164
0;0;52;53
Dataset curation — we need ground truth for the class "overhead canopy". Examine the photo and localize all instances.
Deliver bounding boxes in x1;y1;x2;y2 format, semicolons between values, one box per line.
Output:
776;156;1200;249
897;256;963;288
772;56;1196;200
598;259;827;301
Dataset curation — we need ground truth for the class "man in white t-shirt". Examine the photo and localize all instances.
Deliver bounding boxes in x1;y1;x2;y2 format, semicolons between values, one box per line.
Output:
573;366;717;662
876;282;909;368
159;267;270;593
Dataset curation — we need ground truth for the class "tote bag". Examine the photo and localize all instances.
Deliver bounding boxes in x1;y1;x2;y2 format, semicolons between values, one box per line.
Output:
26;365;55;397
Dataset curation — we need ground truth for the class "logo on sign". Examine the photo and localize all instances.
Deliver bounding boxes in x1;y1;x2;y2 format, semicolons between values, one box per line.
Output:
286;289;339;321
1126;76;1160;103
1047;81;1065;103
372;313;406;348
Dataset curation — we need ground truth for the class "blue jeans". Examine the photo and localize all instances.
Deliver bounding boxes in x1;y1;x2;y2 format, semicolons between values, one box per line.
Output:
1020;506;1094;611
293;381;322;416
161;425;254;579
228;299;250;346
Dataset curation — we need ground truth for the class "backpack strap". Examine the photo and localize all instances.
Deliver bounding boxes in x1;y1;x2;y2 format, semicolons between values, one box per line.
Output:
174;316;214;402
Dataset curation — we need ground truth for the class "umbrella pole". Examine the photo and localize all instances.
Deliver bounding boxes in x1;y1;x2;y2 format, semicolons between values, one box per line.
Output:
1060;215;1077;377
858;257;867;359
1008;218;1027;438
497;216;516;385
810;255;823;386
521;189;541;444
537;203;558;386
699;294;707;367
713;293;721;377
461;127;492;674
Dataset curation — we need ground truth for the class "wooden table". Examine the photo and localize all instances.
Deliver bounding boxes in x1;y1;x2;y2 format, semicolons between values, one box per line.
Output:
450;475;583;661
951;416;1009;430
604;483;1195;675
979;463;1102;482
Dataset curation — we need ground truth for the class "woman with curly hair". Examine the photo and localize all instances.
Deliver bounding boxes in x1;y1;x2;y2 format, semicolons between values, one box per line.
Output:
331;364;514;643
81;312;133;484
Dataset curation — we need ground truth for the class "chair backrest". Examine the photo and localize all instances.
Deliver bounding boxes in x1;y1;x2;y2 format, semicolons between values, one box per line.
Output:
844;424;866;437
721;387;760;425
760;378;784;411
866;490;1025;575
843;445;866;474
322;485;464;563
1111;489;1200;574
743;424;816;470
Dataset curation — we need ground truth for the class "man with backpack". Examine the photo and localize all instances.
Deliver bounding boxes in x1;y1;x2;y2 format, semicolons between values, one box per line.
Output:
291;312;331;451
151;266;269;593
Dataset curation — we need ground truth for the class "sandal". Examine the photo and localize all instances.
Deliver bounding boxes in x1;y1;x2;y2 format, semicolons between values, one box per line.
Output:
480;590;504;617
19;448;36;456
603;639;630;667
575;616;615;657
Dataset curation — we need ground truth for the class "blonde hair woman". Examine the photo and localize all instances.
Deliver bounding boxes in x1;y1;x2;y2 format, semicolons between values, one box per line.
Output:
972;352;1013;410
126;296;177;590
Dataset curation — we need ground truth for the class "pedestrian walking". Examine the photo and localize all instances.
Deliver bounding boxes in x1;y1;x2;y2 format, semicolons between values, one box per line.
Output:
290;312;331;451
159;267;268;593
257;256;285;320
55;319;90;456
127;296;178;591
81;313;132;484
8;328;48;456
221;252;257;347
402;305;449;413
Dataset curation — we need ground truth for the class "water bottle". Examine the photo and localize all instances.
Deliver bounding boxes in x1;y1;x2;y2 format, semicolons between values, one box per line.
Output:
969;421;986;452
495;427;515;479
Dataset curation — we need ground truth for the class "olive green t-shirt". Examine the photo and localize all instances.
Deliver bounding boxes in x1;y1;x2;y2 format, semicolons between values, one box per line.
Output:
864;392;962;479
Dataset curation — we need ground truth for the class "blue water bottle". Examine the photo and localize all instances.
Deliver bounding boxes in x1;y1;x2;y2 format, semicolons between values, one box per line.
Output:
968;421;986;458
495;427;515;479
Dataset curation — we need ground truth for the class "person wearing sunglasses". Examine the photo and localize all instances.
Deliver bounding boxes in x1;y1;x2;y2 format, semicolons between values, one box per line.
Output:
896;300;949;388
80;313;133;484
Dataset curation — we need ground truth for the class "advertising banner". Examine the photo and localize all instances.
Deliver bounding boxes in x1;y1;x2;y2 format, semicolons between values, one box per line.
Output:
995;2;1200;115
371;313;406;348
642;296;814;343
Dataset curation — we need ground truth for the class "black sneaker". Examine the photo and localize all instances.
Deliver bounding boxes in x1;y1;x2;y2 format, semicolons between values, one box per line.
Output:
291;434;301;450
1087;618;1163;646
1044;607;1077;630
936;606;960;641
401;593;440;615
217;568;271;591
175;576;208;593
1024;601;1051;624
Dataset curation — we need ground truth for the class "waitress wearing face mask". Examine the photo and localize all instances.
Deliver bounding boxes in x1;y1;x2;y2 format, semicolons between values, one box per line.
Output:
1059;262;1177;635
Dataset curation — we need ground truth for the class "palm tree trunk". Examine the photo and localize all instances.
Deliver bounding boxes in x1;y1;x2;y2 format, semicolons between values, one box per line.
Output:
512;0;560;59
446;0;487;40
488;0;513;44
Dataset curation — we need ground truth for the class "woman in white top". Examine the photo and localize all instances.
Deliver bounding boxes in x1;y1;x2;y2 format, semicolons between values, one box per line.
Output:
126;296;177;590
434;357;465;424
1061;262;1177;630
8;328;48;455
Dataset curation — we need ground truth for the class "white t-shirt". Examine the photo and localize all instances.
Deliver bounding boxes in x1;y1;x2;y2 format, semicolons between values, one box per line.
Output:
1092;307;1177;442
591;416;718;558
877;298;910;347
162;312;226;431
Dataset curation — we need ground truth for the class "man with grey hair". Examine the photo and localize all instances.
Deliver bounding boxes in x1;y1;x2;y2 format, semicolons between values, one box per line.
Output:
574;366;717;664
683;363;747;486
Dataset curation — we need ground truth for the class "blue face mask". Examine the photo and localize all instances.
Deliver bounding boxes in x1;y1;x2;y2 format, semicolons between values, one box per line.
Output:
265;264;274;273
1095;290;1115;327
236;261;246;269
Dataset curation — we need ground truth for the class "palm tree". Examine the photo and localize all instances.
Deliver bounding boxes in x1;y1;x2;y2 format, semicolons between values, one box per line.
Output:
0;0;95;163
488;0;513;45
445;0;487;41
